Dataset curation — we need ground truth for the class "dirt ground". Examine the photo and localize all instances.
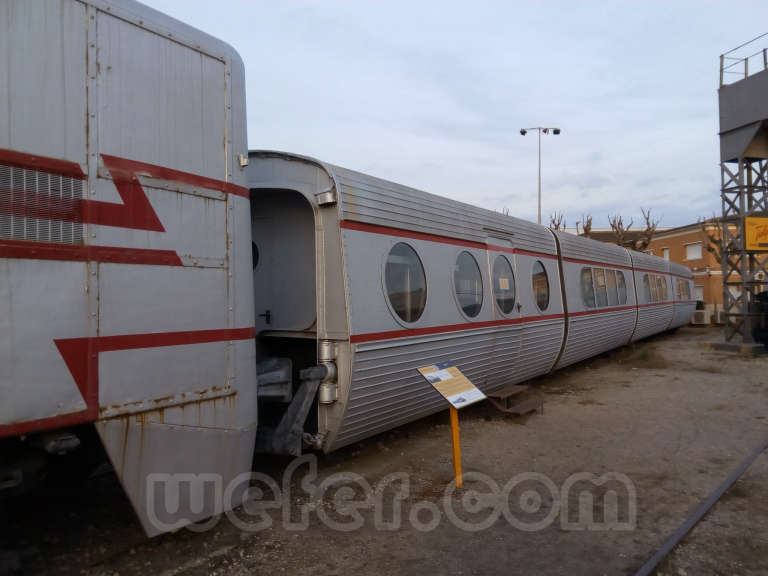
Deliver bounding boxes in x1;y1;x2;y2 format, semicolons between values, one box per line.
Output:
1;326;767;576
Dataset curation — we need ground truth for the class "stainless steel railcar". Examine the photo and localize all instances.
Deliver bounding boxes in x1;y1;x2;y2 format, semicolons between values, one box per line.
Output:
247;151;696;453
1;0;695;538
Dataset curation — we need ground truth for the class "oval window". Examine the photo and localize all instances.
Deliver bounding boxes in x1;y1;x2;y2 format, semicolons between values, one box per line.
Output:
532;261;550;311
492;255;516;314
454;251;483;318
384;242;427;323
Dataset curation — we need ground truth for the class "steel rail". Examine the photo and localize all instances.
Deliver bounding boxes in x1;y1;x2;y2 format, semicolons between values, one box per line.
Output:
633;435;768;576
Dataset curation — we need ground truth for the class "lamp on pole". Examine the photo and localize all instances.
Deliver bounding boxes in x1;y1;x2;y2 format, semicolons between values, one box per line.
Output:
520;127;561;225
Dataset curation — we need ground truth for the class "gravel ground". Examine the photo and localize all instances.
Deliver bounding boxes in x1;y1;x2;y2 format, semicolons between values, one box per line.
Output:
1;326;767;576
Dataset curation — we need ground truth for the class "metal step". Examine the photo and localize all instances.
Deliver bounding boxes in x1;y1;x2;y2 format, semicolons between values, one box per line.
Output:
487;384;543;415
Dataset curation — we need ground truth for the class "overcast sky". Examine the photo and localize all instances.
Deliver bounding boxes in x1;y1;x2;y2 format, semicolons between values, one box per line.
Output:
145;0;768;229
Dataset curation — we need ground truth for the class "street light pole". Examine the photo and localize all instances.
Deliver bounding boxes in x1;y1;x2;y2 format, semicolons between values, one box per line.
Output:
538;128;542;226
520;126;561;226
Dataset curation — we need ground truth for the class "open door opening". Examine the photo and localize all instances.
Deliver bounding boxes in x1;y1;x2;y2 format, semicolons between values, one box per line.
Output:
250;189;319;454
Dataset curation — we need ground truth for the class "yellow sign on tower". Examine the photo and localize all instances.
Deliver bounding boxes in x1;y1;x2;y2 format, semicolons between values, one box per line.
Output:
746;217;768;251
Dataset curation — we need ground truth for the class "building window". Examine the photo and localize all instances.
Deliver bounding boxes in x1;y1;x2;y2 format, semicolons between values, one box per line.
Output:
384;242;427;323
695;285;704;302
662;247;669;261
454;251;483;318
581;267;596;308
492;255;516;315
532;261;550;311
685;242;702;260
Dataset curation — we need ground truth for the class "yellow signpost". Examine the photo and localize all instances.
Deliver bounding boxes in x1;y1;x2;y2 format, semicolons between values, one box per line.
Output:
745;217;768;251
418;362;485;488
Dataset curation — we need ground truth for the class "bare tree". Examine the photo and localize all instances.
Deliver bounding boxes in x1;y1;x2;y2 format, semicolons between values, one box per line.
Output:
576;214;593;238
700;214;723;264
633;207;660;252
549;211;566;231
608;214;633;247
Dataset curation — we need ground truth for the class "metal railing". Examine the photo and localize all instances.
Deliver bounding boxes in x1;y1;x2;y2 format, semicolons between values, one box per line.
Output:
720;32;768;87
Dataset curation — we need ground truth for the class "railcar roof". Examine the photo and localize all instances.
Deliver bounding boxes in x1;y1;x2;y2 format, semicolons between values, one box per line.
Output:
554;230;632;268
249;150;557;255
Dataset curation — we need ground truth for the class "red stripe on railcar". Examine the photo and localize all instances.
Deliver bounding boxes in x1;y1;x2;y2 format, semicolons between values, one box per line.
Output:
569;305;637;317
0;327;255;439
0;148;86;179
101;154;249;199
340;220;558;260
562;256;634;270
350;314;564;343
0;150;250;265
0;239;184;266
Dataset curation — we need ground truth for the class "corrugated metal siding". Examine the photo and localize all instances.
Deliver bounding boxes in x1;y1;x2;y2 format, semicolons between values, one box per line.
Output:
556;309;635;369
555;231;632;267
329;165;557;255
669;261;694;329
632;304;674;341
629;250;668;273
668;261;692;278
332;319;562;449
670;303;696;328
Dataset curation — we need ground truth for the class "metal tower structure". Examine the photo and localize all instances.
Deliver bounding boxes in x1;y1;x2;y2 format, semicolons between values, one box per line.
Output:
719;36;768;345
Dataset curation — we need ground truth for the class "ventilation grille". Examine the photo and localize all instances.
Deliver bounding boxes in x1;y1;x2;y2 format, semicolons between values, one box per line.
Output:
0;163;84;244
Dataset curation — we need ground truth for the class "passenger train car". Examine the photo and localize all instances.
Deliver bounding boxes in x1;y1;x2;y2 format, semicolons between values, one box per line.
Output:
247;151;696;452
1;0;694;538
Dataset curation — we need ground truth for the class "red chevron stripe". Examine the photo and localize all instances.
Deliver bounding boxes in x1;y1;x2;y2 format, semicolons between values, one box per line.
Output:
0;327;255;438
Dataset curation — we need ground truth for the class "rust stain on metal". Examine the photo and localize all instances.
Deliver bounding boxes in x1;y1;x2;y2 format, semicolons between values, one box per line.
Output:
119;416;129;480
